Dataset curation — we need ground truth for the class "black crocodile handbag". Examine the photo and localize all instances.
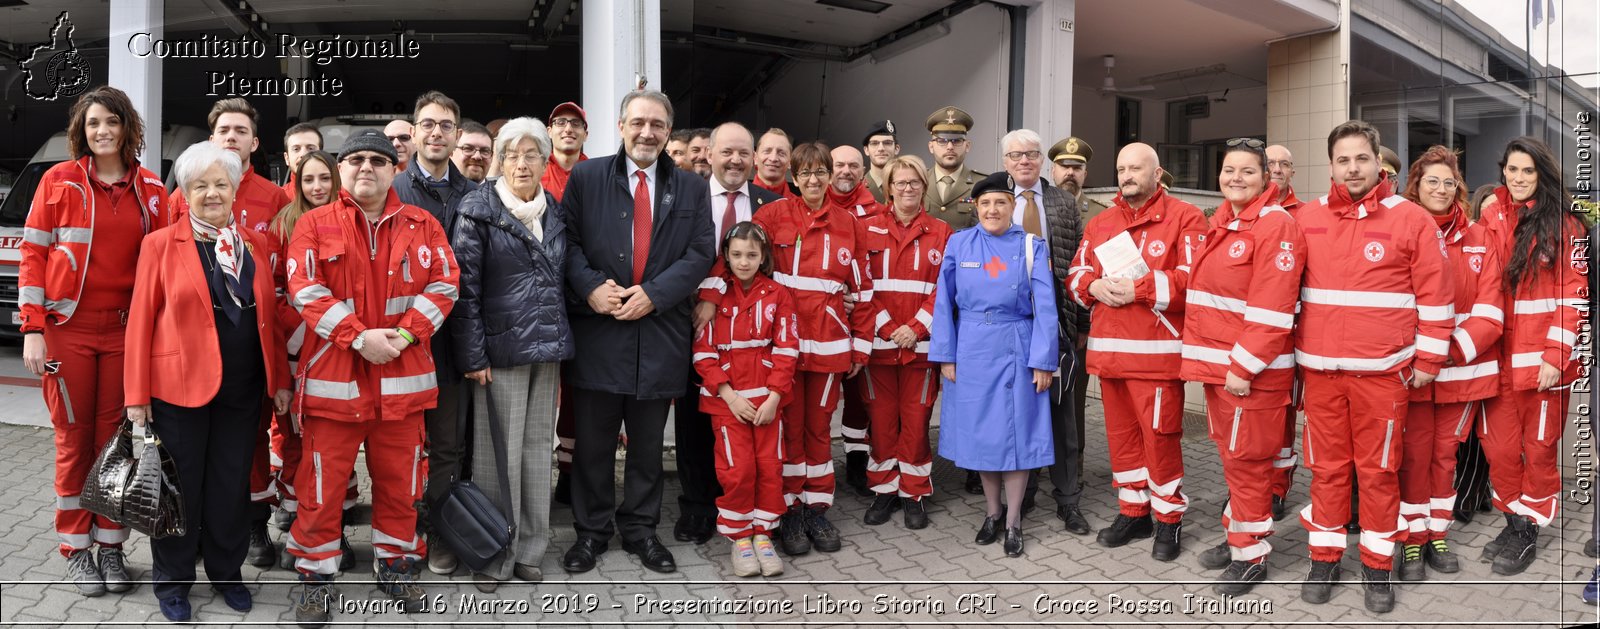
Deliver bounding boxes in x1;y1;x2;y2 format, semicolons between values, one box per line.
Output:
81;421;137;524
82;419;187;539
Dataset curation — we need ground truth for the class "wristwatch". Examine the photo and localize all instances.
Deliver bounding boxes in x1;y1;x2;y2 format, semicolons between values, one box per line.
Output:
352;333;366;352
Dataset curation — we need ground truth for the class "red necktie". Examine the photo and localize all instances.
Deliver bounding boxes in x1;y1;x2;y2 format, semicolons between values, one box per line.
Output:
632;171;652;284
720;190;739;244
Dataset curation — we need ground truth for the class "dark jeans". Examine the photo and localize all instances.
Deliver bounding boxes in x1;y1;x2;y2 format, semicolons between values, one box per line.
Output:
570;388;671;543
148;389;261;601
675;376;723;520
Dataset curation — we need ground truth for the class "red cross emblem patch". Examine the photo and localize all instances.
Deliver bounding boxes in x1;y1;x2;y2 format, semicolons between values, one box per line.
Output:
1228;240;1248;259
1364;241;1385;262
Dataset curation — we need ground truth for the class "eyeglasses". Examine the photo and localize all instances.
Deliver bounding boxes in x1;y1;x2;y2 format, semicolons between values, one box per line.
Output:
1421;177;1459;191
457;146;492;157
1004;150;1042;162
343;154;392;168
1267;159;1294;169
415;119;456;133
503;152;544;164
551;117;587;130
387;134;412;143
932;137;967;147
890;180;924;190
1226;137;1265;149
795;169;831;180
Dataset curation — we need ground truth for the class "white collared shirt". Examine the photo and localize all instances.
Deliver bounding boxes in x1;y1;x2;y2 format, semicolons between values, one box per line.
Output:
1012;179;1049;233
709;177;754;254
626;158;658;213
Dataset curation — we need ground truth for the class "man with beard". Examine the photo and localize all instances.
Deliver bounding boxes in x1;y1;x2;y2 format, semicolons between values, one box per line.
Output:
753;128;798;199
451;121;493;184
1045;134;1101;514
385;119;416;172
862;120;899;204
561;89;714;575
922;107;984;231
688;128;713;178
827;144;887;498
392;91;479;576
667;130;692;172
544;102;590;201
677;122;784;544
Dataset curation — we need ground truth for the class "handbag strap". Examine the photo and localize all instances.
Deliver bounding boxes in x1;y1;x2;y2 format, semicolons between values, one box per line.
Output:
463;380;515;514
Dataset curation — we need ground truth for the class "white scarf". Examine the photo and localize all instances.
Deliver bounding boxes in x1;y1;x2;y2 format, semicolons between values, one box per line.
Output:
496;177;547;242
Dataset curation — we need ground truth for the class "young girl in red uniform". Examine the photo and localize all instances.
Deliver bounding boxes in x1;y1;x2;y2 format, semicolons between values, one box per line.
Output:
693;222;800;577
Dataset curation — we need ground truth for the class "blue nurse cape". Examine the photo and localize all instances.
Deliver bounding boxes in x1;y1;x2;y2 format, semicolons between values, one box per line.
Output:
929;225;1059;472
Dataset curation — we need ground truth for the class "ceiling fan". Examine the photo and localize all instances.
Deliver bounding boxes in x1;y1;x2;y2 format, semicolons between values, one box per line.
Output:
1099;55;1155;95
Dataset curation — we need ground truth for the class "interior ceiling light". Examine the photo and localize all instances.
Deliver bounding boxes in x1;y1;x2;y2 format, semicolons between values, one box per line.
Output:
818;0;891;15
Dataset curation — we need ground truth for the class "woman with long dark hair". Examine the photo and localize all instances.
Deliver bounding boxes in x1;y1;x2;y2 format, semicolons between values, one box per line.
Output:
1476;136;1586;577
1394;146;1504;582
19;86;171;597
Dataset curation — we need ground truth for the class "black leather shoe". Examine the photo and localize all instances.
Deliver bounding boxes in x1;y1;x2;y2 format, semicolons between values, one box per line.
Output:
247;518;277;567
1398;544;1426;581
845;452;873;498
1003;527;1024;557
1482;513;1517;562
622;536;677;574
1362;566;1395;613
553;471;572;506
1096;514;1154;548
1214;560;1268;596
964;471;983;495
1301;560;1341;604
1151;521;1182;562
864;494;899;526
805;507;843;553
674;514;713;544
779;506;811;556
1198;541;1232;570
1271;495;1288;521
903;498;929;530
1425;539;1460;573
562;538;607;574
1057;505;1090;535
1491;516;1538;576
975;506;1006;545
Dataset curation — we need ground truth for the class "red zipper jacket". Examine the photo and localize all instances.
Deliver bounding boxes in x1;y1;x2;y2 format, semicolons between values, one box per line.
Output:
1292;176;1455;376
284;189;459;422
1410;203;1503;402
860;209;951;367
693;272;800;413
1478;187;1586;391
1068;187;1208;379
700;197;875;372
18;156;169;332
827;184;886;220
1180;185;1305;401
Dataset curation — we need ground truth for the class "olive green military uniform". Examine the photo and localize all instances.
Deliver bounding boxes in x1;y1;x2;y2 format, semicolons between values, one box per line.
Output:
923;107;985;230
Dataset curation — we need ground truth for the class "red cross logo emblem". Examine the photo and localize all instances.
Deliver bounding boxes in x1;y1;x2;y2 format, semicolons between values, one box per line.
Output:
217;238;234;257
983;256;1008;278
1228;240;1247;258
1364;241;1385;262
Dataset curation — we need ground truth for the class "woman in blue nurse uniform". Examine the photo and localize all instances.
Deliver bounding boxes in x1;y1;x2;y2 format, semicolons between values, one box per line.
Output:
930;171;1058;558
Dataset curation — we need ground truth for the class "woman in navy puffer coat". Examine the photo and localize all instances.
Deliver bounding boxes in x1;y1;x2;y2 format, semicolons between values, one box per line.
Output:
448;117;572;588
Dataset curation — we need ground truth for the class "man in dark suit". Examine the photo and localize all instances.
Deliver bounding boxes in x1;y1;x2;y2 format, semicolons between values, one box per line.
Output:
562;90;716;575
677;122;782;544
1001;129;1091;536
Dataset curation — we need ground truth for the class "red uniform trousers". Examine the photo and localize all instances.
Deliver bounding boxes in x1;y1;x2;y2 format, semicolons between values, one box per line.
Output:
862;366;937;499
1101;378;1188;522
286;414;427;575
249;409;278;507
1481;388;1564;527
712;413;785;540
1298;370;1408;570
1399;400;1476;544
269;415;359;515
1270;405;1301;500
840;377;871;458
783;371;843;508
1204;386;1286;563
43;309;131;555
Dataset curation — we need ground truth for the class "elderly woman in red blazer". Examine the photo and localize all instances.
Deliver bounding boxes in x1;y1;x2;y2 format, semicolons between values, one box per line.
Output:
124;141;291;622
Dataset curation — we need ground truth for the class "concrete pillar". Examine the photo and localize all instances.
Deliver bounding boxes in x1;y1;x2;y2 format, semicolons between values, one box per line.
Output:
1019;0;1075;144
1266;30;1347;199
283;55;312;123
581;0;662;154
109;0;163;175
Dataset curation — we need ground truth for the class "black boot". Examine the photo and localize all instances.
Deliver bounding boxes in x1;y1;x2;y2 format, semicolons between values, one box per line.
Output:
247;517;277;568
293;572;335;628
1301;560;1341;604
1214;560;1268;596
553;471;572;506
845;452;873;498
1491;516;1538;576
779;505;811;556
1096;514;1154;548
1481;512;1517;562
863;494;900;526
1151;520;1181;562
1425;539;1460;573
964;470;983;495
1397;543;1426;581
1271;495;1288;521
1362;565;1395;613
1198;540;1231;570
805;506;842;553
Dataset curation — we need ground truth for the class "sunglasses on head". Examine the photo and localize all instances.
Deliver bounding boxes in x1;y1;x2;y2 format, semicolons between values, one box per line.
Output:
1226;137;1265;150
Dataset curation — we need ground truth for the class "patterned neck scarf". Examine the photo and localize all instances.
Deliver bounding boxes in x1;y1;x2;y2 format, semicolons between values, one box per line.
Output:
190;210;254;324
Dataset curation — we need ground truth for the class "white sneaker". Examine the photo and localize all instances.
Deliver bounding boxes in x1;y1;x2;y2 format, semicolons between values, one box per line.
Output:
427;543;458;575
730;539;760;577
753;535;783;576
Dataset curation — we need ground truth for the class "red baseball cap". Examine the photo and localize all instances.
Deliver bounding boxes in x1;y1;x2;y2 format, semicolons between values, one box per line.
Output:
550;102;586;124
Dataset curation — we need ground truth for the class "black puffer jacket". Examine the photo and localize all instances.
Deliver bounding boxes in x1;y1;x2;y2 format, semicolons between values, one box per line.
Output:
450;182;574;370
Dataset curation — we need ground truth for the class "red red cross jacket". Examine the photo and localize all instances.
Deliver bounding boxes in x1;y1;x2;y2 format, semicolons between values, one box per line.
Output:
1180;185;1305;401
1478;187;1587;391
284;189;459;422
827;184;887;220
1409;203;1504;403
693;273;801;413
18;157;169;332
1068;187;1208;380
860;210;951;367
1293;176;1455;377
700;197;875;372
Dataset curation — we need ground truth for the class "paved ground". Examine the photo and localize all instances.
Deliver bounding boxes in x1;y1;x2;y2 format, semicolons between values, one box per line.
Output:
0;364;1596;628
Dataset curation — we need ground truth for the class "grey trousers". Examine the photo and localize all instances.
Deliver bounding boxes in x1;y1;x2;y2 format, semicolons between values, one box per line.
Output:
469;362;559;580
